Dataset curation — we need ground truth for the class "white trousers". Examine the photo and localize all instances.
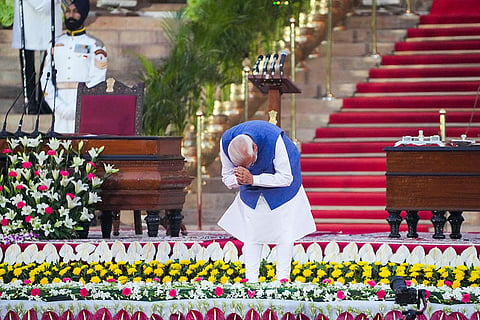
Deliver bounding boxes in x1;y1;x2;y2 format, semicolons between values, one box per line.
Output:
243;242;293;282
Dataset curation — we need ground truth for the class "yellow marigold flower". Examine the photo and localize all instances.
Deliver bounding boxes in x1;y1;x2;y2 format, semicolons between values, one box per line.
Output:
267;269;275;278
52;277;61;283
144;267;153;275
13;268;22;277
171;263;181;270
410;279;418;285
133;277;142;282
303;269;313;277
452;280;461;289
295;276;306;283
178;276;188;283
90;276;101;283
317;269;327;278
259;276;266;282
379;269;391;278
86;269;94;275
73;267;82;276
40;277;49;285
127;267;137;275
332;269;342;278
292;268;301;276
154;268;164;277
0;269;5;276
233;277;242;283
410;264;425;272
425;272;433;278
437;280;445;287
113;268;123;276
471;284;478;287
94;264;103;271
79;277;86;285
337;277;345;284
312;278;319;283
117;261;127;265
441;271;449;278
100;270;107;277
422;280;430;286
118;276;129;284
409;272;419;277
169;270;180;276
134;261;142;265
59;267;70;276
456;265;467;271
220;275;229;284
210;269;219;276
179;259;190;265
226;268;234;275
379;278;390;285
455;273;464;281
345;271;354;278
208;276;216;283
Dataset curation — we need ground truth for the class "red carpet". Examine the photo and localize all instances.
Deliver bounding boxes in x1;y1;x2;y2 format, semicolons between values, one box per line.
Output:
369;67;480;79
356;81;480;93
302;0;480;234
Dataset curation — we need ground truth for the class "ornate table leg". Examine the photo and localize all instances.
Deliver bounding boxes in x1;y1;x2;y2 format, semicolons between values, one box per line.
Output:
166;209;184;237
405;210;420;238
100;210;113;238
386;210;402;238
145;210;161;237
112;210;120;236
431;210;446;239
448;211;464;239
133;210;143;235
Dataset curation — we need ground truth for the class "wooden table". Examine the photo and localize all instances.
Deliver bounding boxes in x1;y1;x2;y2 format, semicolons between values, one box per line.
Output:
384;146;480;239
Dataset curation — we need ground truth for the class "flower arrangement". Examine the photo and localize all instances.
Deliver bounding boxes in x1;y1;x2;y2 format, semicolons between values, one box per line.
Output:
0;260;478;304
0;136;118;240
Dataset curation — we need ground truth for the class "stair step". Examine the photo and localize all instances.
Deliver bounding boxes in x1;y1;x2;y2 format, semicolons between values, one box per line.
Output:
342;95;479;109
307;191;386;206
381;53;480;65
329;111;480;124
303;175;385;188
301;141;390;154
356;81;480;94
301;157;385;172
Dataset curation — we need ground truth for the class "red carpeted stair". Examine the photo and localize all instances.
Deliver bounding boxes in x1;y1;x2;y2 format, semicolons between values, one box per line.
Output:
302;0;480;235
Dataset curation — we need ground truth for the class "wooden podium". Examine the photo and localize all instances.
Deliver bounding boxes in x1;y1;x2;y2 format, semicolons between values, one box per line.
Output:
249;75;301;126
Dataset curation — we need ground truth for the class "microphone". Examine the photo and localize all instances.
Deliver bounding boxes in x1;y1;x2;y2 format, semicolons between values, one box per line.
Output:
279;50;290;76
252;55;263;75
262;54;271;75
270;53;279;75
14;75;41;137
29;72;50;137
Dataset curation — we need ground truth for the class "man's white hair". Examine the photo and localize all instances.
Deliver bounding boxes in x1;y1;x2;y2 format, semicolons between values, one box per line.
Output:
228;134;255;166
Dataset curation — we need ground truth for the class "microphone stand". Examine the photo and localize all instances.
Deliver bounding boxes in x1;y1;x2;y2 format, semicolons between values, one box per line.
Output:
29;72;51;137
15;74;41;137
18;0;29;110
44;0;59;138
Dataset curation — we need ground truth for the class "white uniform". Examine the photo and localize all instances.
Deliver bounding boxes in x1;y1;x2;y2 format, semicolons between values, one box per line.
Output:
218;136;316;281
41;32;108;133
11;0;62;50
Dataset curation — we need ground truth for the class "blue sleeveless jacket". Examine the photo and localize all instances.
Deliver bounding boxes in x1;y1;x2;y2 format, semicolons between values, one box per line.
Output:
221;120;302;210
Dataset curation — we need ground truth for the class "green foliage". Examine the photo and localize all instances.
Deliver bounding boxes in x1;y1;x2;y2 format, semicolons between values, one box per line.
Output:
0;0;14;27
140;0;309;136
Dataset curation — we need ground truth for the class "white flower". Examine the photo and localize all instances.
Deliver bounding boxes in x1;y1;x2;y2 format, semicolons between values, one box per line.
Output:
88;146;104;161
70;156;85;171
34;151;48;166
46;138;60;150
71;180;88;193
51;169;59;180
104;163;119;174
7;138;20;150
21;205;33;216
88;192;102;204
60;176;74;187
91;176;103;187
19;136;29;147
59;140;72;150
66;196;81;209
53;150;65;165
79;207;94;221
27;136;41;148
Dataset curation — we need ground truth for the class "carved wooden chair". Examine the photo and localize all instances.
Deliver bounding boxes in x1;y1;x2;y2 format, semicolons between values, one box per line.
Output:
75;77;144;238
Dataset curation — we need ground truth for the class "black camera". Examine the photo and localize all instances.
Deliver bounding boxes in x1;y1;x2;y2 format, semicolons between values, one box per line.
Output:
390;276;426;306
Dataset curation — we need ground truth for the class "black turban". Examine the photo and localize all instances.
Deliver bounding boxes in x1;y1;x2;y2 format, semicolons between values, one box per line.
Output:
70;0;90;25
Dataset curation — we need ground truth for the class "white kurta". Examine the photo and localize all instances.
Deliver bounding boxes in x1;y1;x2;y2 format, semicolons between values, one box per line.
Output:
217;136;316;245
11;0;62;50
41;33;108;133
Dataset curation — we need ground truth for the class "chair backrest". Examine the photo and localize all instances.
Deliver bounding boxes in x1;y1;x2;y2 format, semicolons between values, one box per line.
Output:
75;78;144;136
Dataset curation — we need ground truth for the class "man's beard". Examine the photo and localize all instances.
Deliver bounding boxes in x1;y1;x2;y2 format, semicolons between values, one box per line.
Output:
65;18;83;31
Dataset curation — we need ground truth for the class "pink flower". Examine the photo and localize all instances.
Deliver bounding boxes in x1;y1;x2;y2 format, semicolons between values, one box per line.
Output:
405;280;412;286
60;170;69;177
0;186;3;191
214;287;224;297
462;293;470;303
88;161;96;167
80;288;88;297
248;290;255;298
322;278;332;284
367;280;376;287
25;216;32;223
47;150;56;156
62;278;72;283
122;288;131;296
377;290;386;299
23;279;31;284
445;280;452;287
31;288;40;296
1;218;8;226
425;290;431;298
17;201;26;209
168;289;177;297
66;193;75;199
22;162;32;169
193;277;203;282
8;171;17;177
34;170;40;176
240;278;248;283
2;148;12;154
45;207;53;214
38;185;48;191
87;173;95;181
280;278;289;284
107;278;117;282
152;278;160;282
16;185;23;190
336;290;345;300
